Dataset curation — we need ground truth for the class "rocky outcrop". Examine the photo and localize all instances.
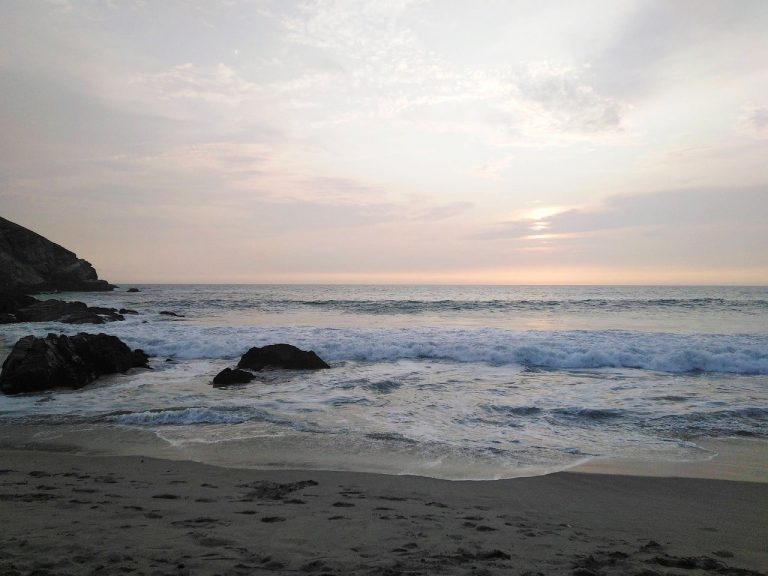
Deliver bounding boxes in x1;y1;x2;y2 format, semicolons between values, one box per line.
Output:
0;216;114;294
0;333;150;395
14;299;125;324
237;344;330;371
212;368;256;386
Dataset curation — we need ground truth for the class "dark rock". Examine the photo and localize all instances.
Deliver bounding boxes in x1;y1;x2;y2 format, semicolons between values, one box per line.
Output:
14;299;124;324
89;306;117;315
127;288;140;293
0;216;114;293
159;311;184;317
119;308;139;315
15;299;103;324
237;344;330;371
0;333;151;395
0;290;36;314
132;349;150;369
212;368;255;386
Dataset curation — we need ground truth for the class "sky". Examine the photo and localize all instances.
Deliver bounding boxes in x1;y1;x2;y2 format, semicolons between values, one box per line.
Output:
1;0;767;284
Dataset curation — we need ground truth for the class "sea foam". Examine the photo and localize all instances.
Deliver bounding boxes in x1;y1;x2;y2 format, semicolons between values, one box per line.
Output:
4;321;767;375
112;324;768;375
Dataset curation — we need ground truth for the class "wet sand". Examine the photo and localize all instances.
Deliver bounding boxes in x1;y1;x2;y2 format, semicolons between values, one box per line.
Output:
1;448;766;576
573;438;768;484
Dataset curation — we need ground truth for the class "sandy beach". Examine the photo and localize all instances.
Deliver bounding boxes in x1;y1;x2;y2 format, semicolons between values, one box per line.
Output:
1;447;766;576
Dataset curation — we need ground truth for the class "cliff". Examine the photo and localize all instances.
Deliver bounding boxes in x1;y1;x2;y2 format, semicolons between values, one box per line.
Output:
0;216;114;294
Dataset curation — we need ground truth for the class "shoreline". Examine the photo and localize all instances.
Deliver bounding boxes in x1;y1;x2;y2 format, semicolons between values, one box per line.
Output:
1;423;767;483
572;437;768;484
1;447;766;575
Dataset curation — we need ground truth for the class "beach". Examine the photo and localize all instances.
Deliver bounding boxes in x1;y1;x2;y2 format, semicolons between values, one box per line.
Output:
1;445;766;576
2;284;767;574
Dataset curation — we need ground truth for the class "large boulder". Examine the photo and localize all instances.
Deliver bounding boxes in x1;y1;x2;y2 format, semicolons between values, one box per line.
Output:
0;216;114;293
237;344;330;371
0;333;150;395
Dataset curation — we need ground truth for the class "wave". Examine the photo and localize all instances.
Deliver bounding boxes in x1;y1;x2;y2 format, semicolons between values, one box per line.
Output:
210;297;768;315
124;327;766;374
471;404;768;438
482;405;542;416
5;323;768;375
551;407;627;420
108;407;257;426
646;407;768;438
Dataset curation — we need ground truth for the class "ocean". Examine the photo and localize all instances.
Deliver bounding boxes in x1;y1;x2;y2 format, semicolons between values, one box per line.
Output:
1;284;766;479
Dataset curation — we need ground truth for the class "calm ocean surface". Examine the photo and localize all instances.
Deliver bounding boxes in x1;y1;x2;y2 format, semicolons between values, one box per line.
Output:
1;284;767;479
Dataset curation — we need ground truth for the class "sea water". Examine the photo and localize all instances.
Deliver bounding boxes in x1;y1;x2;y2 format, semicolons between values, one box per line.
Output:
0;285;766;479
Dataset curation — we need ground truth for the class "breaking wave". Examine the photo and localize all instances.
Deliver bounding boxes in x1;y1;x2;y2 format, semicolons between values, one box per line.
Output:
105;325;768;375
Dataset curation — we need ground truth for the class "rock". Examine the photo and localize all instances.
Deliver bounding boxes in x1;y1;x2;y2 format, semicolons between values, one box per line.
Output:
0;289;37;314
0;216;114;293
237;344;330;371
13;299;124;324
0;333;150;395
159;311;184;317
127;288;140;293
119;308;139;315
132;349;150;368
89;306;117;315
0;313;16;324
212;368;256;386
15;299;103;324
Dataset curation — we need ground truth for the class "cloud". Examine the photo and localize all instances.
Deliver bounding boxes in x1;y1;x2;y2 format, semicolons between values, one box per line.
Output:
408;201;473;221
133;62;261;106
510;63;624;135
471;154;517;180
281;0;420;57
478;187;768;269
737;105;768;139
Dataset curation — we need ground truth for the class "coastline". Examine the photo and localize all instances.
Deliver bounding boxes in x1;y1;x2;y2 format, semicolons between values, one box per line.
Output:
1;422;766;481
1;447;766;575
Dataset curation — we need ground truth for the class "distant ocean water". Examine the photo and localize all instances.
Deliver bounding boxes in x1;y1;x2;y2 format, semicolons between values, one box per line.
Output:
0;284;766;479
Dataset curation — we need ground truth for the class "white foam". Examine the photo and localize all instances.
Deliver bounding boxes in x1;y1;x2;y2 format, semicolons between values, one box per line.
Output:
4;321;768;375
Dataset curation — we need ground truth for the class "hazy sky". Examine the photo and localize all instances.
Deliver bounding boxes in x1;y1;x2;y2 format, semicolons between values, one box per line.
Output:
1;0;767;284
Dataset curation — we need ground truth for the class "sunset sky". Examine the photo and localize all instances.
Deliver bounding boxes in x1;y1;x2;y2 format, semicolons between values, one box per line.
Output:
1;0;767;284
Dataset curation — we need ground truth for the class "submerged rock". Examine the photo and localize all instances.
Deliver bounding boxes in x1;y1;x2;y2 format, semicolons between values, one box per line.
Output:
237;344;330;371
212;368;256;386
0;333;150;395
159;310;184;317
127;288;140;293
